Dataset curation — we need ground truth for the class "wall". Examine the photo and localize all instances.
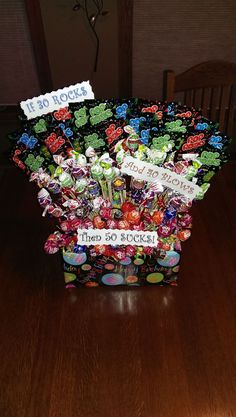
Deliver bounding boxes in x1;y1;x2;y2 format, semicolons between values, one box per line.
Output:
132;0;236;100
39;0;119;98
0;0;40;104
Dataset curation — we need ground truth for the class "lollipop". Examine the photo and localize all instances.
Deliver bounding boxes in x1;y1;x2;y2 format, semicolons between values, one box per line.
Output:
88;179;100;197
44;234;60;254
103;167;116;201
37;188;52;208
47;179;61;194
59;172;74;188
112;177;126;207
74;178;88;195
90;163;107;199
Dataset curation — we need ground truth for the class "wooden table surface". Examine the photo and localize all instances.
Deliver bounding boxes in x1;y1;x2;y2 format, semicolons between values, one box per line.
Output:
0;163;235;417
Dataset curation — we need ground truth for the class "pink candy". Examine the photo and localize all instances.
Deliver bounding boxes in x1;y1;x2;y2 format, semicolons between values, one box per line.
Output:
47;204;63;218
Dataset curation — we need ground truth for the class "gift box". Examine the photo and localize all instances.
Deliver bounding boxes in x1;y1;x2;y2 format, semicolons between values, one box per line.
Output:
9;86;231;288
62;249;181;287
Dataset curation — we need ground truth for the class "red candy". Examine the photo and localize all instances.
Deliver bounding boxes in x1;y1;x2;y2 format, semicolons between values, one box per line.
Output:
44;233;64;254
121;201;135;213
71;218;84;230
47;204;63;218
143;247;154;255
93;215;106;229
132;221;145;231
178;214;192;228
83;219;93;229
118;220;130;230
177;229;191;241
114;249;126;260
125;245;136;257
60;220;72;232
107;219;118;229
100;207;112;219
142;211;152;223
158;225;172;237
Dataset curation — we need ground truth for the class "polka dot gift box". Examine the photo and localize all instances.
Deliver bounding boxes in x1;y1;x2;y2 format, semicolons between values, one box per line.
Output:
10;86;231;288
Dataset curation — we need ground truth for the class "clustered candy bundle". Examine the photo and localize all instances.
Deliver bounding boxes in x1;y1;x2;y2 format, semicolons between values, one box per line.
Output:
10;99;230;287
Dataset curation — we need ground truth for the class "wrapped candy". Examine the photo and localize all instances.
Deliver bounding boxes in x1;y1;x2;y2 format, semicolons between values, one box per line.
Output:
59;172;74;188
47;179;61;194
74;178;88;195
112;177;126;207
38;188;52;207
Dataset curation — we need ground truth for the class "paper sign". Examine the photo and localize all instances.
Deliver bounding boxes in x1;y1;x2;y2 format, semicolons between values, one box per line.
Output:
77;229;158;248
20;80;94;119
121;156;201;199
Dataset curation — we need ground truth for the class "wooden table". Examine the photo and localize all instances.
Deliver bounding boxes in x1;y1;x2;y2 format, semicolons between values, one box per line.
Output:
0;164;235;417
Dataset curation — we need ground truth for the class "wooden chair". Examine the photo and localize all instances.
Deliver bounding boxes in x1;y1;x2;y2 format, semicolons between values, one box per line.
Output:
163;60;236;137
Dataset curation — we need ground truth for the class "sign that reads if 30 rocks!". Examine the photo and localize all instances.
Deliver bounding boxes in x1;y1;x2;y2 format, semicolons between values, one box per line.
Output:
77;229;158;248
20;81;94;119
121;156;201;200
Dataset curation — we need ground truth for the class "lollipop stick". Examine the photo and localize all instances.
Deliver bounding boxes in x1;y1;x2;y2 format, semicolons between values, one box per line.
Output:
99;180;108;199
107;181;113;202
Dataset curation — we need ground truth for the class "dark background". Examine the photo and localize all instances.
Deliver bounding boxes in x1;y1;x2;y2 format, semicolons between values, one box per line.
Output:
1;0;236;156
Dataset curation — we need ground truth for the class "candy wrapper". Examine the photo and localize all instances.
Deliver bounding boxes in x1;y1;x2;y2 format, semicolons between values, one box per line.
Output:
10;97;231;287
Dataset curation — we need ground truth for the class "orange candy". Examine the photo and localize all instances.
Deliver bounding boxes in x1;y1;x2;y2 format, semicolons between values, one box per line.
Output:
152;211;164;225
161;242;171;251
124;210;141;225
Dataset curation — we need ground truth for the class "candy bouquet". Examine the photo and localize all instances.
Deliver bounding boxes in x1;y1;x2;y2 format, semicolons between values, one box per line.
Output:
10;98;230;287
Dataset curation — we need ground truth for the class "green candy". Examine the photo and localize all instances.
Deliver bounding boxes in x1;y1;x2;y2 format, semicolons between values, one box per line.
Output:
198;151;220;167
89;103;113;125
74;107;88;128
147;149;166;164
34;119;47;133
59;172;74;188
25;154;44;171
151;134;174;151
103;167;115;181
185;166;198;180
91;164;104;180
195;183;210;200
48;165;56;175
40;145;51;159
165;120;187;133
84;133;105;149
203;171;215;182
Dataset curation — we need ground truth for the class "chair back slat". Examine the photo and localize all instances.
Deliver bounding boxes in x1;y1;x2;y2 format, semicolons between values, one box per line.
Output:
227;86;236;137
164;70;175;101
202;87;212;119
193;88;203;110
210;86;221;122
219;86;231;132
184;90;194;107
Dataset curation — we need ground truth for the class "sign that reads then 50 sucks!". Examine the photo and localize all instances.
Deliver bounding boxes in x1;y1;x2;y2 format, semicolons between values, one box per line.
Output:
77;229;158;248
